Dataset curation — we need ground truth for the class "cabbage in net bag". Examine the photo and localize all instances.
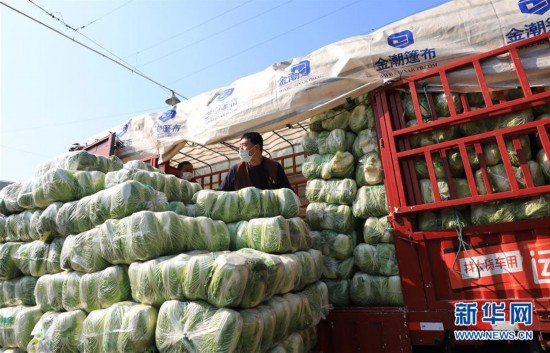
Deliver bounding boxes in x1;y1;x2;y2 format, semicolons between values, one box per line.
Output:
305;178;357;205
352;185;388;218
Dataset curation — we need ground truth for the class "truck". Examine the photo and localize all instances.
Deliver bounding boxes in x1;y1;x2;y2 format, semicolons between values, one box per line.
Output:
80;31;550;352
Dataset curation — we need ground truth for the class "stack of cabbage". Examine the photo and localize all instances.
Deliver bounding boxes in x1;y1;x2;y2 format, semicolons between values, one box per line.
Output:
0;151;122;352
0;152;205;352
144;187;327;353
303;94;404;307
409;90;550;230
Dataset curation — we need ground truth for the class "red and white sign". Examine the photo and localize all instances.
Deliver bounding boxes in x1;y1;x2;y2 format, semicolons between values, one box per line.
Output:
444;239;550;290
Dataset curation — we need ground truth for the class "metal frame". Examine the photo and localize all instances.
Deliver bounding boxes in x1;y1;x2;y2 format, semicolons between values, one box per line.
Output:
372;31;550;347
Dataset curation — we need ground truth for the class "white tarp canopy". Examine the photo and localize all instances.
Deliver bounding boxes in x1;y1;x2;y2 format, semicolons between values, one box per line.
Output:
83;0;550;165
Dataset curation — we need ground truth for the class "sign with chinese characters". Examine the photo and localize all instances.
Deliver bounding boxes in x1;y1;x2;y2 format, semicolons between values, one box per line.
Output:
443;239;550;290
454;301;533;327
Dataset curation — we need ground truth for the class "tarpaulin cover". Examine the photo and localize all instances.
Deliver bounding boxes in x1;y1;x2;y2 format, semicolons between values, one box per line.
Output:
83;0;550;164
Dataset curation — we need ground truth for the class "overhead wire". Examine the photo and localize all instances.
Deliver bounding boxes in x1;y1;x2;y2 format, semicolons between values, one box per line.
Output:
168;0;361;85
1;106;166;134
126;0;253;57
75;0;135;31
27;0;168;97
137;0;294;68
2;1;188;100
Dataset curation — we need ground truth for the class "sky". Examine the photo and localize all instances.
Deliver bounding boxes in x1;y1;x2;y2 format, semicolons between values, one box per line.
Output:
0;0;449;183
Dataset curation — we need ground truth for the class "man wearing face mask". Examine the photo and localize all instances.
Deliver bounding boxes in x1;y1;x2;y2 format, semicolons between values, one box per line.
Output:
177;161;195;181
218;132;292;191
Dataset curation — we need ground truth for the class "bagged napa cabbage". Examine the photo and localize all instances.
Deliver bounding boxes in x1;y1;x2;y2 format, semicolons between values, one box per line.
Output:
407;119;436;148
194;187;299;222
306;203;355;233
302;152;355;180
27;310;86;353
129;251;253;308
36;202;63;242
459;107;488;136
16;169;105;210
491;108;533;130
402;93;431;121
434;92;463;117
354;244;399;276
34;150;122;176
0;243;23;280
356;153;384;186
156;300;243;353
81;301;157;353
66;211;228;270
60;228;110;273
322;256;355;279
474;161;544;195
13;241;48;277
55;180;169;236
415;156;446;179
349;104;375;133
0;276;38;307
105;168;200;203
302;132;319;155
350;273;403;306
228;216;311;253
469;195;549;225
481;136;532;167
321;109;350;131
537;149;550;183
352;129;379;159
123;159;163;173
419;178;471;203
418;209;470;231
4;210;41;243
314;129;356;154
447;147;480;177
363;216;393;244
0;183;24;215
0;306;43;350
62;265;131;313
35;272;70;312
305;179;357;205
352;185;388;218
324;279;351;307
310;230;356;260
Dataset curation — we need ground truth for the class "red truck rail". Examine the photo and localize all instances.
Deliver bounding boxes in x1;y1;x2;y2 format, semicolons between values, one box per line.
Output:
319;32;550;353
369;31;550;350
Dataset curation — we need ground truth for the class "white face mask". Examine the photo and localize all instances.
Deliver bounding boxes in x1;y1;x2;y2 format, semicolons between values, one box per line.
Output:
181;172;193;180
239;146;256;163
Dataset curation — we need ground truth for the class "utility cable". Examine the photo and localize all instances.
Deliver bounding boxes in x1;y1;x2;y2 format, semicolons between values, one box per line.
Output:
137;0;294;68
169;0;361;84
1;106;166;134
127;0;253;57
1;1;188;100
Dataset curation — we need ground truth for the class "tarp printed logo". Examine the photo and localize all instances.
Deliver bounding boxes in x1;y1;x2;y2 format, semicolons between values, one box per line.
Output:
216;88;234;101
518;0;550;15
278;60;312;87
158;109;176;123
117;123;129;138
388;30;414;49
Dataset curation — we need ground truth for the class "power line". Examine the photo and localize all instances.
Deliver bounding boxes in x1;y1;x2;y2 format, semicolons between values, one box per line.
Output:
137;0;294;68
1;106;166;134
169;0;361;85
27;0;168;98
1;1;188;100
75;0;135;31
0;145;50;158
125;0;253;58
